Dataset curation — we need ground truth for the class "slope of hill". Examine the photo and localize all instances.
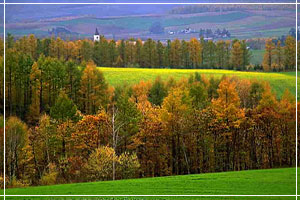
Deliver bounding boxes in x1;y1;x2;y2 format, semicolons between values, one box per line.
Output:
4;168;296;198
98;67;296;99
6;4;295;40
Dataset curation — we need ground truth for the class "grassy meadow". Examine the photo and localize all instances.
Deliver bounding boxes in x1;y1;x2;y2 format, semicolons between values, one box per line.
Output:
4;168;296;197
3;197;297;200
99;67;297;99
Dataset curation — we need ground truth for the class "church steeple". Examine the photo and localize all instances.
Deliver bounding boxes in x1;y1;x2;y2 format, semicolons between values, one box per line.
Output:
94;28;100;42
95;28;99;35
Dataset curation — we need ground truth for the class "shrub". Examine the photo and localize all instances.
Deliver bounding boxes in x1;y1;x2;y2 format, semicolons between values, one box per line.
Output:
9;176;28;188
40;163;58;186
0;176;3;189
118;152;140;179
246;64;255;71
84;146;116;181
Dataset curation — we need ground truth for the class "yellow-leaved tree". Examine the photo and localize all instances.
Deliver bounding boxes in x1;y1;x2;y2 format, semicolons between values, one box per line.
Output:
79;62;108;114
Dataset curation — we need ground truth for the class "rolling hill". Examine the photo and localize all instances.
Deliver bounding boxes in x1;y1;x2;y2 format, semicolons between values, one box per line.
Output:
98;67;296;99
6;4;295;40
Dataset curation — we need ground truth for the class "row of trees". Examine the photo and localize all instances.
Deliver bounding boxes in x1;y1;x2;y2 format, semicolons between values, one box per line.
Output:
262;38;296;72
3;58;296;187
7;34;296;71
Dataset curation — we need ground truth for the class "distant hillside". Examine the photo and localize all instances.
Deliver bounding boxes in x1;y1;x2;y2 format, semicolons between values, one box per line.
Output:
6;4;178;22
170;5;295;14
6;6;295;40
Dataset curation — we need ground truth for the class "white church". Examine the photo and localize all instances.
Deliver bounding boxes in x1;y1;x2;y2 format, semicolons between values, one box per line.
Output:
94;28;100;42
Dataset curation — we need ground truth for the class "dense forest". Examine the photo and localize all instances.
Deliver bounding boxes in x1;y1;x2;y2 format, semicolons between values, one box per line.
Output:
1;34;296;188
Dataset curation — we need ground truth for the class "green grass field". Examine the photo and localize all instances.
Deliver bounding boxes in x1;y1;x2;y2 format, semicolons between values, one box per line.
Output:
3;197;298;200
3;168;296;198
99;67;297;99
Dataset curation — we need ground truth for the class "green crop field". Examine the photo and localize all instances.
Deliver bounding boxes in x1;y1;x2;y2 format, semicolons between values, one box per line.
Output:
99;67;297;99
3;168;296;199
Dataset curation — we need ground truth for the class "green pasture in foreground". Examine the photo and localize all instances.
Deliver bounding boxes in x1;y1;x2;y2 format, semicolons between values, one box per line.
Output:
4;168;296;198
3;197;297;200
99;67;297;99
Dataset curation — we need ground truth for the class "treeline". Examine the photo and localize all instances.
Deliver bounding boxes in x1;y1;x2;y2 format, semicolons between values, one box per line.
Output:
6;34;296;71
3;57;296;187
169;5;295;14
262;38;295;71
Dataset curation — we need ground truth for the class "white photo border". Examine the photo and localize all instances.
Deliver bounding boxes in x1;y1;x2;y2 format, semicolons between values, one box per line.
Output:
1;1;298;199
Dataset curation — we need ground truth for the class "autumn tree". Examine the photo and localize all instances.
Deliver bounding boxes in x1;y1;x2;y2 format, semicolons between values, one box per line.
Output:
157;40;165;67
284;35;296;70
84;146;116;181
161;86;192;175
118;40;126;67
206;40;216;68
65;60;82;104
133;100;170;177
28;114;56;183
117;152;140;179
188;38;201;68
278;89;295;166
254;84;279;168
262;39;275;72
27;62;41;125
108;40;118;67
6;117;28;183
142;38;158;68
211;78;245;171
216;40;225;69
231;41;243;70
79;62;108;114
72;112;109;160
80;40;93;62
241;40;251;70
125;39;136;66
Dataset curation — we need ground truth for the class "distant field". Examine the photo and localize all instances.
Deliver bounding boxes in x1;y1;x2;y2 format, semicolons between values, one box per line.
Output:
7;9;295;39
99;67;296;99
4;168;296;198
54;11;251;30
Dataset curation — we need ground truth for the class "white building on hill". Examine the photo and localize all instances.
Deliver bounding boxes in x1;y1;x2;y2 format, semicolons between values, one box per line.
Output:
94;28;100;42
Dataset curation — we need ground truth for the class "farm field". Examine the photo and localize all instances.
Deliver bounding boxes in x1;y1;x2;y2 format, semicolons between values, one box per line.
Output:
4;168;296;198
6;8;295;40
99;67;297;99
